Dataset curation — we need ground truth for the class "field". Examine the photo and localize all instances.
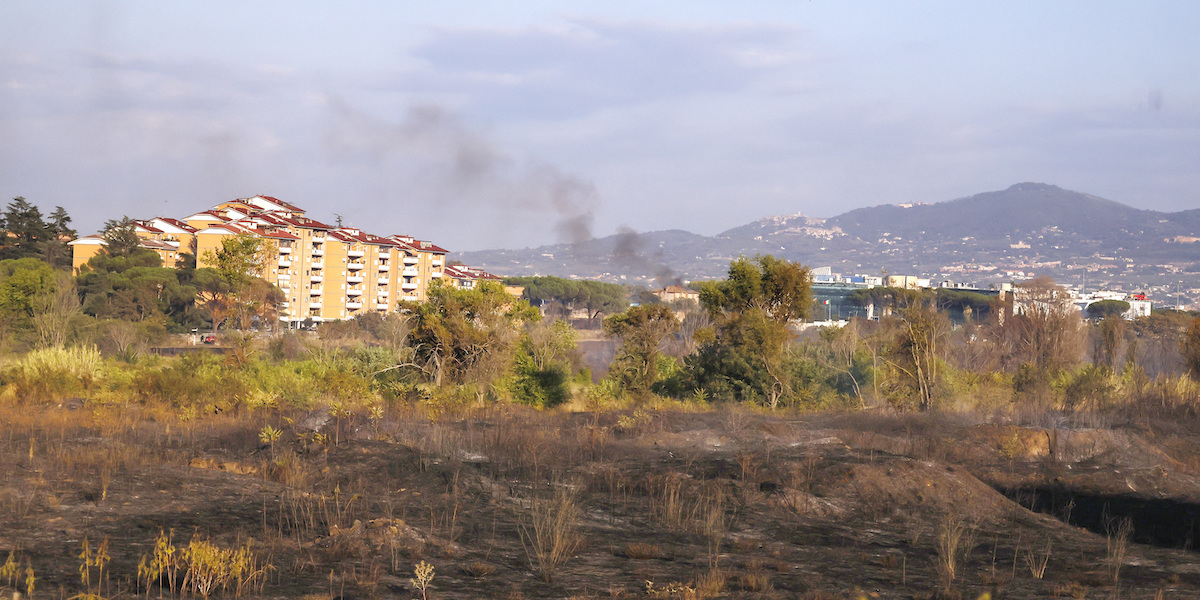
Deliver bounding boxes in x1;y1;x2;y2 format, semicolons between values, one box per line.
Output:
4;398;1200;600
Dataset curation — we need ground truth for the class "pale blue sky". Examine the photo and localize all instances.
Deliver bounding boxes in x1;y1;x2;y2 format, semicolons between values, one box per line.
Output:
2;2;1198;250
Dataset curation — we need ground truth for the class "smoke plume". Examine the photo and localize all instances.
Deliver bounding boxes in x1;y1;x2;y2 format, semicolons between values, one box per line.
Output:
323;99;595;245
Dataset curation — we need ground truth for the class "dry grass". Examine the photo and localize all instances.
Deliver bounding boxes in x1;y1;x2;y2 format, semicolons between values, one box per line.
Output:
1105;516;1134;584
519;487;584;582
622;542;664;559
934;513;977;592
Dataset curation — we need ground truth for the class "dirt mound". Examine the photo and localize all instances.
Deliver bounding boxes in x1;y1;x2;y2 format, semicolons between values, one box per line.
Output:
819;457;1017;520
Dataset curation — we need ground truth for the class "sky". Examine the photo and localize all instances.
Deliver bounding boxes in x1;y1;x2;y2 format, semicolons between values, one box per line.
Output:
2;1;1199;252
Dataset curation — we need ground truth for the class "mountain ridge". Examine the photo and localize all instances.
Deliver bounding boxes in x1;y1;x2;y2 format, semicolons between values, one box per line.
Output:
457;183;1200;290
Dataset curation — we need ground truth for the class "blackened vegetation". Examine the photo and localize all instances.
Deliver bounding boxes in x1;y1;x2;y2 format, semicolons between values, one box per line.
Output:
1004;486;1200;550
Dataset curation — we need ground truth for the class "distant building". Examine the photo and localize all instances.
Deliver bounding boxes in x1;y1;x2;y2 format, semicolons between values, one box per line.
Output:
652;285;699;304
71;195;452;326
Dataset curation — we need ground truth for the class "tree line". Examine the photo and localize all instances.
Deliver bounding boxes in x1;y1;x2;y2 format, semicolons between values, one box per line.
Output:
5;195;1200;416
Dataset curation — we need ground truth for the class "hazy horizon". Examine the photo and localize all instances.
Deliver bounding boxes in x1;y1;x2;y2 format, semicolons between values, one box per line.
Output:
3;2;1199;252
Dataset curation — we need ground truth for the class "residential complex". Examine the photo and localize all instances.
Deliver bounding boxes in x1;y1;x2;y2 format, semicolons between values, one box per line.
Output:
70;195;502;326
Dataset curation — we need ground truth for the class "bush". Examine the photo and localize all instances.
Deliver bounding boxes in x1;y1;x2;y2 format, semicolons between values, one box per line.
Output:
1063;364;1117;411
4;345;103;403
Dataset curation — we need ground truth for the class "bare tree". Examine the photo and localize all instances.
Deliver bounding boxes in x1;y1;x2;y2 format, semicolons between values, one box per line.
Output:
32;272;81;348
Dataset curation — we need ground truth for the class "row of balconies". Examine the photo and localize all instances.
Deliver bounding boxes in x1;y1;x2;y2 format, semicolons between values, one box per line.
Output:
279;252;439;271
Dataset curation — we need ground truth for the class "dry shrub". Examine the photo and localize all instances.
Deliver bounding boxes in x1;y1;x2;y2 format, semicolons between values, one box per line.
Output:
461;560;496;578
694;567;726;598
1105;516;1133;584
519;487;584;582
651;472;691;531
622;542;663;559
737;570;771;592
934;513;977;592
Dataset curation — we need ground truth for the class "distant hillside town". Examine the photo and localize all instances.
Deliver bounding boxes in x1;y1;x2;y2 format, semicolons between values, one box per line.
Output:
805;265;1154;324
68;195;503;326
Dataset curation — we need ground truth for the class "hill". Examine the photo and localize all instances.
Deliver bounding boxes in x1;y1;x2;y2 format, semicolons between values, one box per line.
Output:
457;183;1200;291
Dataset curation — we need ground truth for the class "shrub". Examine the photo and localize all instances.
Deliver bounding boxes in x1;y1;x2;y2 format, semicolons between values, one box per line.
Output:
4;345;103;403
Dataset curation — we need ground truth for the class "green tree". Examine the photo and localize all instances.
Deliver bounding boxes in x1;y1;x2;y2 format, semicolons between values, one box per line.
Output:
401;280;540;395
505;276;629;323
686;255;812;407
603;304;678;398
41;206;75;270
0;197;50;262
1086;300;1130;320
101;217;142;258
200;234;280;331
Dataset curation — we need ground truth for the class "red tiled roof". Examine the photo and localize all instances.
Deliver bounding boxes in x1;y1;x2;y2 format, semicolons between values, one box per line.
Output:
151;217;198;233
138;239;178;251
185;210;230;222
134;221;164;234
259;230;300;241
253;195;304;213
445;265;500;280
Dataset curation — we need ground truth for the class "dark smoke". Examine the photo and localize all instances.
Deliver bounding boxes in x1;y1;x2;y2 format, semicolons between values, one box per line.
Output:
323;99;594;245
611;226;682;288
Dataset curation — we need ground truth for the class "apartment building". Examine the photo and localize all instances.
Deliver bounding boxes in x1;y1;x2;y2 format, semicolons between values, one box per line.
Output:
70;195;479;326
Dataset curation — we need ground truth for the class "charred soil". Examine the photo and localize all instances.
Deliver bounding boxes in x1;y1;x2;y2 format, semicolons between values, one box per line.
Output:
3;406;1200;599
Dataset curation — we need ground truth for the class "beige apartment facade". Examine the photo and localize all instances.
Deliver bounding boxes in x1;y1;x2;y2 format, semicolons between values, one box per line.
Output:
71;195;489;327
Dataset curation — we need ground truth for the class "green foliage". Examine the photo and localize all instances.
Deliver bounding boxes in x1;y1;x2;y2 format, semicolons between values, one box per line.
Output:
683;255;812;408
1063;364;1117;411
402;280;539;391
510;351;571;408
205;233;268;290
0;258;56;322
1087;299;1130;320
3;345;103;403
0;198;51;262
847;286;920;310
510;319;579;408
195;234;283;332
604;304;679;398
504;275;629;321
698;255;812;323
101;216;143;258
77;249;208;333
933;288;996;321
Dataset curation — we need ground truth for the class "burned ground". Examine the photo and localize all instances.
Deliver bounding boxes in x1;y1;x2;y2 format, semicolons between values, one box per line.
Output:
3;406;1200;599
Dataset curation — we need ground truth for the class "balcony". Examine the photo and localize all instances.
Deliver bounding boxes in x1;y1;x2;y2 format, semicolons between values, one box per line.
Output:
348;262;364;271
277;273;291;281
377;277;389;285
432;257;444;266
346;301;363;310
378;263;389;271
403;255;419;265
431;271;442;278
278;246;292;254
402;266;418;276
376;302;389;310
348;249;365;258
347;275;363;284
278;259;292;268
310;261;324;269
402;281;418;291
309;301;322;309
309;288;323;296
347;288;363;296
310;274;323;283
311;248;324;257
